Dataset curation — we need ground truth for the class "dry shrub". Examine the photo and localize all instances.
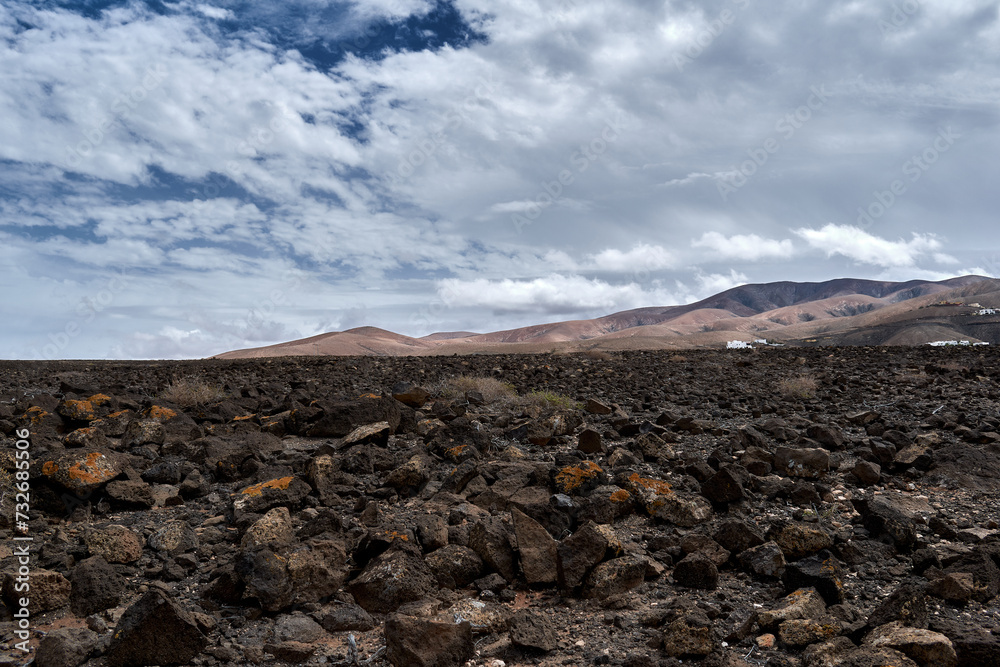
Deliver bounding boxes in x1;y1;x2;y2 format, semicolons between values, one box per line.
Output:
436;376;580;410
582;349;612;361
521;390;582;410
161;377;227;407
438;376;517;405
777;374;819;400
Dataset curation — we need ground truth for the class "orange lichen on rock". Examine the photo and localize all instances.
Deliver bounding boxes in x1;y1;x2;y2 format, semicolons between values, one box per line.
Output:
42;461;59;476
88;393;112;406
241;476;294;496
26;406;49;425
233;414;257;421
358;393;381;399
67;452;112;485
445;444;468;459
628;473;673;496
610;489;632;503
145;405;178;421
555;461;603;492
62;399;97;420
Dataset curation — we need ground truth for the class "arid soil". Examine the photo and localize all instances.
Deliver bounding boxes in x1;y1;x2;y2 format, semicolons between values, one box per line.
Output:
1;347;1000;667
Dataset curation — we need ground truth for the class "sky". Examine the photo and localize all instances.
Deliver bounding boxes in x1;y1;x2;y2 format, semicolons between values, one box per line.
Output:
2;0;999;359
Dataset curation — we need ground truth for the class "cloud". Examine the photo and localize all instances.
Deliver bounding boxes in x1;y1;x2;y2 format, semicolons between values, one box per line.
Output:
1;0;997;358
692;232;795;261
793;224;943;267
586;244;676;272
437;274;678;314
690;270;749;300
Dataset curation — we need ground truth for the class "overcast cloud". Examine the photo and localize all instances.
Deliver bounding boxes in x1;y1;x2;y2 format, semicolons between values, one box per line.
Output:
1;0;998;359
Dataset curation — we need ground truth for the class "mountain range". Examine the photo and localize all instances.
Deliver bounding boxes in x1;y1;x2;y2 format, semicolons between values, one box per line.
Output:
214;275;1000;358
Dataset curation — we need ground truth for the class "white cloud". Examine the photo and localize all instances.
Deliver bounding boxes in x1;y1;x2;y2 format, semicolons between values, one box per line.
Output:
1;0;997;357
793;224;943;267
193;4;233;20
693;270;750;298
586;244;676;272
437;274;678;314
692;232;795;261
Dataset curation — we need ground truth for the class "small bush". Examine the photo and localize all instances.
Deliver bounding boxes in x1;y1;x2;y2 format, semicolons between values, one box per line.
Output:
582;349;612;361
522;390;582;410
160;377;226;407
436;376;517;405
777;375;819;400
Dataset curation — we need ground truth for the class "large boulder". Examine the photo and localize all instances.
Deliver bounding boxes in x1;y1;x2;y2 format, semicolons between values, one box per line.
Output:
348;541;437;614
385;614;474;667
106;590;208;667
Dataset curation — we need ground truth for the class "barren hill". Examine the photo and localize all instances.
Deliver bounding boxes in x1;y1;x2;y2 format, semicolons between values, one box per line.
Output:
214;275;1000;358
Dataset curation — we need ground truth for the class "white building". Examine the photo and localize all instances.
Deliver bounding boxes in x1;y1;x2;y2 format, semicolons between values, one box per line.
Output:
727;340;753;349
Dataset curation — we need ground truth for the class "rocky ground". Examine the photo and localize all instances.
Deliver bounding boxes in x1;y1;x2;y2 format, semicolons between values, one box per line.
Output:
0;346;999;667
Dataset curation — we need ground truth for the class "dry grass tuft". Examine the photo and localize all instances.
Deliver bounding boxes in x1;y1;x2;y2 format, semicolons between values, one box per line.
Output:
161;377;227;407
435;376;580;410
776;374;819;400
437;376;518;405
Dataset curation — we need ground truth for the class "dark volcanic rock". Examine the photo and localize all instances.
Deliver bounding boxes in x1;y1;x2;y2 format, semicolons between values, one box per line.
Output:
385;614;474;667
510;609;558;651
70;555;123;617
348;541;437;614
106;590;208;667
672;552;718;590
582;555;647;599
557;521;610;589
315;603;377;632
852;496;917;552
236;548;294;612
469;516;518;583
713;519;766;558
512;507;558;585
425;544;484;589
783;550;846;605
34;628;99;667
866;582;928;630
700;465;746;505
774;447;830;478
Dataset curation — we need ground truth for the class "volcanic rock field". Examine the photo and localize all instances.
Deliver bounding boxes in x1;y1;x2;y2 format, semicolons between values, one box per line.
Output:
2;346;1000;667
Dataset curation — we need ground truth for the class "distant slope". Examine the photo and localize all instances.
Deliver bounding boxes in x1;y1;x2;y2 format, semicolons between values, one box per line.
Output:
212;275;999;358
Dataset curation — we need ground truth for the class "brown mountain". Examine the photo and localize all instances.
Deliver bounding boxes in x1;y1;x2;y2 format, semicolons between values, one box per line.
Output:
213;275;1000;358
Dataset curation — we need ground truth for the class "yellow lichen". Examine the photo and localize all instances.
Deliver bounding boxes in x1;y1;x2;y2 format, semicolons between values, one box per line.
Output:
145;406;178;421
629;473;673;496
555;461;603;492
62;399;96;420
446;444;468;458
610;489;632;503
67;452;111;484
241;476;294;496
